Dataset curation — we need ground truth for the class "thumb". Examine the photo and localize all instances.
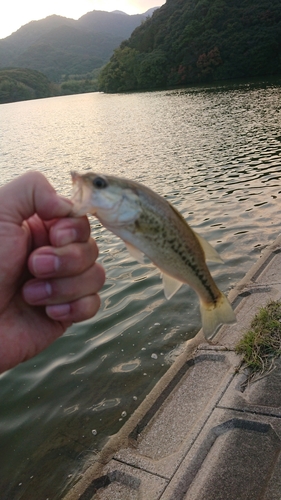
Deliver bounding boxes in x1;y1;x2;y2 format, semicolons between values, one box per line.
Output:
0;171;72;225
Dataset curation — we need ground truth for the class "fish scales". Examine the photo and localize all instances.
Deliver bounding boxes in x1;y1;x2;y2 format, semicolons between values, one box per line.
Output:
134;193;220;305
70;171;236;340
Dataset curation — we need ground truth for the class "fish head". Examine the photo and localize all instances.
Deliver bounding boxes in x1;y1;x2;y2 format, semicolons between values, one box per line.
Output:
70;171;141;226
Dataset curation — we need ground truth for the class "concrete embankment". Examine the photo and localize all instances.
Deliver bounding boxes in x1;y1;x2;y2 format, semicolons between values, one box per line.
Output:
64;235;281;500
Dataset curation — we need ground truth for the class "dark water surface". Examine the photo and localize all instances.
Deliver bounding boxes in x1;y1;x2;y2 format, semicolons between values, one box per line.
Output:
0;79;281;499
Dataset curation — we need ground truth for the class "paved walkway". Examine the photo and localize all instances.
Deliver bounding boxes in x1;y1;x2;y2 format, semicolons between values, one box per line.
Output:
64;235;281;500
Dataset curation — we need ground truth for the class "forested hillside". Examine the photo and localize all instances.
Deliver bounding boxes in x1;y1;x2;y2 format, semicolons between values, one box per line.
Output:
98;0;281;92
0;68;56;104
0;10;157;82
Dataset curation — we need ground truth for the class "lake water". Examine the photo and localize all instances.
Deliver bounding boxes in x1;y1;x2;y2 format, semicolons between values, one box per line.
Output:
1;79;281;499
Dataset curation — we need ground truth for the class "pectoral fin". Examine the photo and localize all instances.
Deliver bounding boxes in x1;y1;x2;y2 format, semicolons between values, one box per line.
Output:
125;242;146;264
162;272;183;300
194;232;224;264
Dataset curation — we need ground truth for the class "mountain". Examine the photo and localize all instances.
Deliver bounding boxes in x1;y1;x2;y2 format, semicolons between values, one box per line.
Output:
77;10;154;38
98;0;281;92
0;9;159;82
112;11;129;15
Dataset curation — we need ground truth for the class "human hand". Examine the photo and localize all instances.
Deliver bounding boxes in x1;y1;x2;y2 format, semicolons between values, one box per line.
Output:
0;171;105;373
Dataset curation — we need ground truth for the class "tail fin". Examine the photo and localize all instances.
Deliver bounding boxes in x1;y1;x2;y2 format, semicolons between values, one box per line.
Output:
200;293;236;341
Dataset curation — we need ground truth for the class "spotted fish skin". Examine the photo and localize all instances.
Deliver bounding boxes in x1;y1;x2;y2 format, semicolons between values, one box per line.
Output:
71;171;236;340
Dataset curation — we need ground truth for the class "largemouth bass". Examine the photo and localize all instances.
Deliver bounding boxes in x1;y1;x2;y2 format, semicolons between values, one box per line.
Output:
70;171;236;340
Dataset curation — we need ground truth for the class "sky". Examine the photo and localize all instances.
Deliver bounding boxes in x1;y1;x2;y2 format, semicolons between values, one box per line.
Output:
0;0;165;39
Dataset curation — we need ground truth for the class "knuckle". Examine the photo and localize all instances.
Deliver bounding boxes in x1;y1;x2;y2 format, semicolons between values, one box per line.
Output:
94;263;105;286
88;238;99;259
24;170;46;183
71;244;85;266
71;294;101;322
59;244;86;272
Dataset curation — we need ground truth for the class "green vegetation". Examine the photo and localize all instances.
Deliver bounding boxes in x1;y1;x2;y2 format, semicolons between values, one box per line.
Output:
60;78;98;95
98;0;281;92
235;301;281;380
0;68;102;104
0;68;57;104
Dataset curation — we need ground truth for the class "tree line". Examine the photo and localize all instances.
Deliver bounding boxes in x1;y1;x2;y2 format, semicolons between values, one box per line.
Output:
98;0;281;92
0;68;100;104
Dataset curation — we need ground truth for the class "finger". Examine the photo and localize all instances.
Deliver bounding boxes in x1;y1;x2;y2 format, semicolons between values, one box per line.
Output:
26;215;91;250
28;239;99;278
49;216;91;247
22;263;105;305
0;171;72;225
46;294;101;323
25;214;51;248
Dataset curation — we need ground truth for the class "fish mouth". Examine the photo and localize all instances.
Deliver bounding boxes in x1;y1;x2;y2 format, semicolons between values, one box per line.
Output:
70;171;95;216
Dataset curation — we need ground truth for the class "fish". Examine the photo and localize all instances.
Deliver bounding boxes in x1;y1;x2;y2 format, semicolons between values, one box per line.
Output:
70;171;236;340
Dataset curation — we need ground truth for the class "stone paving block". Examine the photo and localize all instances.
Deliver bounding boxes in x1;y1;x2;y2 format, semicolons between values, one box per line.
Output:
87;459;168;500
114;352;239;478
229;236;281;291
253;247;281;286
160;408;281;500
261;451;281;500
219;358;281;418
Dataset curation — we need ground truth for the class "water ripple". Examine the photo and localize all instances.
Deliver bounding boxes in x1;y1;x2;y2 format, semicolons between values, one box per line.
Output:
1;79;281;499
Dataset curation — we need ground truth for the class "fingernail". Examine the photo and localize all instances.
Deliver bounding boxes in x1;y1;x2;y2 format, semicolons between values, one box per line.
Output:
32;255;60;275
55;228;77;246
23;282;52;303
46;303;71;319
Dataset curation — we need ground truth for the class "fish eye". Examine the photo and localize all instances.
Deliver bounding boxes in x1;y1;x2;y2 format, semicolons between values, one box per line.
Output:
93;176;108;189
